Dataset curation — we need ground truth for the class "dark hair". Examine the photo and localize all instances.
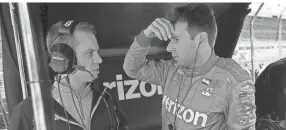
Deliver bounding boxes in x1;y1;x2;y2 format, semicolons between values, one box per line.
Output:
167;3;217;47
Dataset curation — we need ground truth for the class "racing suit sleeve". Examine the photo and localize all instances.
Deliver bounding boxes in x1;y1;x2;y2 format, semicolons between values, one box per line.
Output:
226;80;256;130
123;30;172;87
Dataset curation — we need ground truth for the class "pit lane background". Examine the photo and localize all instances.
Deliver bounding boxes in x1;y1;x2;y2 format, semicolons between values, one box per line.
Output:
1;3;254;130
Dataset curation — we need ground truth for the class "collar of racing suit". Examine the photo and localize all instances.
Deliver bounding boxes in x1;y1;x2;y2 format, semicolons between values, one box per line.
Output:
177;54;220;77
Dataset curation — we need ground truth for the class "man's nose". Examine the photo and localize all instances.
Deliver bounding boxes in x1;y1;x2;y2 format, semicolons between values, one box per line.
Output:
166;41;174;52
93;53;102;64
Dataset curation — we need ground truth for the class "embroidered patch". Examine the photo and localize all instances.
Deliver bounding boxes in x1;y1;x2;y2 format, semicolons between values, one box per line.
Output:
239;103;255;115
239;92;248;98
238;84;255;104
202;78;211;85
202;88;214;96
239;117;255;125
240;84;255;93
240;98;249;104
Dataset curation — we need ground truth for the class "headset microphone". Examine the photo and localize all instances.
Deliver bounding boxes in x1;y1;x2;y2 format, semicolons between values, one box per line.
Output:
72;65;85;71
72;65;95;80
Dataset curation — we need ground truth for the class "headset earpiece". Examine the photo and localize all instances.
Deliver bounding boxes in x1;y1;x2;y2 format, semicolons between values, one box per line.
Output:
50;43;77;74
49;20;79;74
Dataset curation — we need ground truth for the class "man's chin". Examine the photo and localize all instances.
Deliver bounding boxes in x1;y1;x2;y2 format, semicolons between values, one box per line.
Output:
92;73;99;79
92;76;98;80
84;74;98;82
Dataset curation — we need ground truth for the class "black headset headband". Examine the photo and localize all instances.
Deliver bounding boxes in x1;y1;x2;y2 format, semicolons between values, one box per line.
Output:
59;20;79;35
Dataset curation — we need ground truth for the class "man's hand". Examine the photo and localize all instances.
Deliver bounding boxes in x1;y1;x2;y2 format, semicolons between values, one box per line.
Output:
144;18;175;41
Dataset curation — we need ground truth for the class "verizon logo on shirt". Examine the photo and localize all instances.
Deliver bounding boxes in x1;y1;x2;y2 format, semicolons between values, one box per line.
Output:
162;95;208;127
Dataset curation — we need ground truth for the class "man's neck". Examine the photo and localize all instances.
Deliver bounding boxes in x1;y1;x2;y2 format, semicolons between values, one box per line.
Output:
186;50;213;69
59;75;89;97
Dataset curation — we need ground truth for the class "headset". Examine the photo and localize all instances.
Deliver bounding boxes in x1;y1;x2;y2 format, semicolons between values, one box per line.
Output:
49;20;79;74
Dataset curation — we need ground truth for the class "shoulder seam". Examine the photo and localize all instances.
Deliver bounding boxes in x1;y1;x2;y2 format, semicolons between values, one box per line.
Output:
216;58;250;82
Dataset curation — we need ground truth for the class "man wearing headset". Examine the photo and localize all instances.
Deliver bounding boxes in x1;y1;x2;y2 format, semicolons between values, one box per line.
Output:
8;21;127;130
123;4;256;130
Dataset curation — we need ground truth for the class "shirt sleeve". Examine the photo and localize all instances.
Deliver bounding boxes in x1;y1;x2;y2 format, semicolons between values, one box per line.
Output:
225;80;256;130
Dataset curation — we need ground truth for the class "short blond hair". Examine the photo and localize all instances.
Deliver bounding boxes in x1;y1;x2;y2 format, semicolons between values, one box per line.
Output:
46;21;97;54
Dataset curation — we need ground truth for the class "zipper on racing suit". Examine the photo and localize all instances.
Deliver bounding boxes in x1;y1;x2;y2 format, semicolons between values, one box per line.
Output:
166;69;184;130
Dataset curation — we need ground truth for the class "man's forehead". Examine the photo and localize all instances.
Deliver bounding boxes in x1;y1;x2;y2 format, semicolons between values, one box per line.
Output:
173;21;189;37
74;31;99;51
174;21;202;38
77;42;98;52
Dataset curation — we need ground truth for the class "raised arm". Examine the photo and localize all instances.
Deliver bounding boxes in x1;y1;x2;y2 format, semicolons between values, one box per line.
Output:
123;18;175;86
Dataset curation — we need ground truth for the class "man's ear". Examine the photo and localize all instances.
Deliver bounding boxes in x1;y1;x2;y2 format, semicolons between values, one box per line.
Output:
199;32;208;43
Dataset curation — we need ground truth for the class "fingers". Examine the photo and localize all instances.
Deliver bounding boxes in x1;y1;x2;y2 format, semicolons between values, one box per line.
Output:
153;20;168;40
151;18;175;41
161;18;175;34
150;24;164;40
155;18;172;39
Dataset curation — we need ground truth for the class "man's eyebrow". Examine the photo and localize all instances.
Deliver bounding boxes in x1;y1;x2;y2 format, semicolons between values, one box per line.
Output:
83;48;93;54
84;47;98;53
